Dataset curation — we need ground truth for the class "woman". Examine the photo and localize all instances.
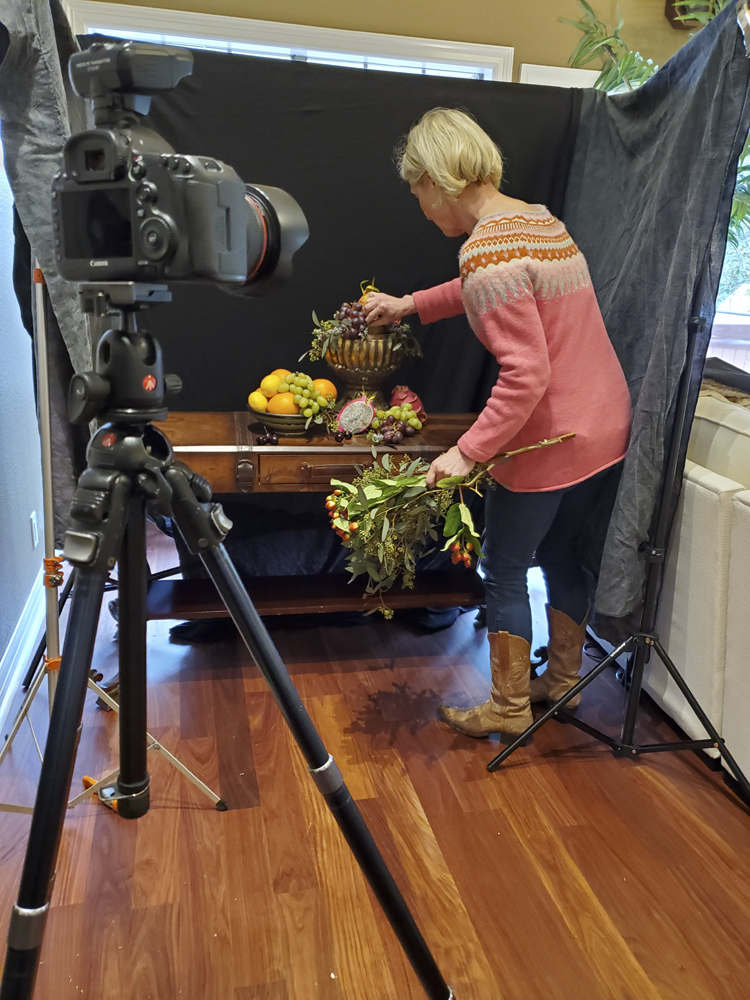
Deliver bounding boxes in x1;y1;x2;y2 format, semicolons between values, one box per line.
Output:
364;108;631;741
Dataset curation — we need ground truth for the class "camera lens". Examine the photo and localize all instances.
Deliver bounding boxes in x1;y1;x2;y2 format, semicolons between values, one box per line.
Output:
224;184;308;297
139;216;173;261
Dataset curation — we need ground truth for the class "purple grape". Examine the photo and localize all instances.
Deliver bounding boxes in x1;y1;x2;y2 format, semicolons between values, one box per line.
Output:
392;431;403;444
404;425;416;437
384;415;394;426
395;421;406;432
383;431;394;443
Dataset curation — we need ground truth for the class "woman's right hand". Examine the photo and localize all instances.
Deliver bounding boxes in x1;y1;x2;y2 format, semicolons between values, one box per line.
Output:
363;292;415;326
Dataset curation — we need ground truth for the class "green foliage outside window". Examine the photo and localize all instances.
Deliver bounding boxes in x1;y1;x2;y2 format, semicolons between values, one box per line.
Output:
564;1;750;301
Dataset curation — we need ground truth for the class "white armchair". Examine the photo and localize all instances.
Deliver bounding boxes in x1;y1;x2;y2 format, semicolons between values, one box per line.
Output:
646;392;750;772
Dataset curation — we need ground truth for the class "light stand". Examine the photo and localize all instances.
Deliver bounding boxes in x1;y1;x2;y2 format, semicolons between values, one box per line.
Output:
0;283;454;1000
487;265;750;806
0;267;64;813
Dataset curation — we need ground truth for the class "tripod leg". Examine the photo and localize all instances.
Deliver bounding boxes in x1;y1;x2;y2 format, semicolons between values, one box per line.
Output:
167;468;453;1000
114;498;150;819
0;569;109;1000
653;639;750;801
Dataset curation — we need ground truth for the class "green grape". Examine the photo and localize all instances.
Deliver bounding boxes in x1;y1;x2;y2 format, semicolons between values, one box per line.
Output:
284;374;295;385
402;402;413;411
376;410;385;419
317;395;328;407
302;389;311;398
303;407;313;418
372;418;381;429
413;418;423;430
408;417;420;429
311;401;320;414
294;394;303;405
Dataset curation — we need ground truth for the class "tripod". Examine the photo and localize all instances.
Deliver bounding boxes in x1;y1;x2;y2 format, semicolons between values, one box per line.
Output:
0;283;453;1000
486;282;750;805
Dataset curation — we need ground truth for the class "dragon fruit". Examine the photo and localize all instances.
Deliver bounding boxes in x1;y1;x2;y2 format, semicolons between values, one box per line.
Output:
337;395;376;435
390;385;426;422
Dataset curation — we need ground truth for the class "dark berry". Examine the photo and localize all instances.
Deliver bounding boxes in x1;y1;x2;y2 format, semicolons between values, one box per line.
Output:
334;431;345;442
392;431;403;444
344;430;352;440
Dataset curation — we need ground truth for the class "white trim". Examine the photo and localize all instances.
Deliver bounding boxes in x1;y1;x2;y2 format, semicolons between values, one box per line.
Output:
0;569;46;738
519;64;600;88
62;2;514;81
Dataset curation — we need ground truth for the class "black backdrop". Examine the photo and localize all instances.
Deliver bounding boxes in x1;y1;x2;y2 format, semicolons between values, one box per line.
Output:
94;39;582;413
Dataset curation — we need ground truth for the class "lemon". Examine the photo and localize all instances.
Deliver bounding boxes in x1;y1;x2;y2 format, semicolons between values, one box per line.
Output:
248;390;268;411
260;374;283;398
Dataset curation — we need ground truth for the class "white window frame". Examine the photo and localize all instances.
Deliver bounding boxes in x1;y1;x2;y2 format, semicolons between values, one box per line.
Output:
62;2;514;82
519;64;600;88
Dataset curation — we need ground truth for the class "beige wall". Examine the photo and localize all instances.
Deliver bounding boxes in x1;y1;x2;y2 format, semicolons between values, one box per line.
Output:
114;0;689;78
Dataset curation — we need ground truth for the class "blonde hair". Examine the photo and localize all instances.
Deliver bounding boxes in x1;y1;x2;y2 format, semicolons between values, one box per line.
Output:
396;108;504;202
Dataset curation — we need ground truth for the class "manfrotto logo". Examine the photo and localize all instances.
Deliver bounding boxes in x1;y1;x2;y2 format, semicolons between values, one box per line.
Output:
90;260;109;267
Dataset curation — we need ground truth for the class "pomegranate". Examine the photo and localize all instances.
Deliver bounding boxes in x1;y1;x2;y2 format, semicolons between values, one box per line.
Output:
390;385;426;422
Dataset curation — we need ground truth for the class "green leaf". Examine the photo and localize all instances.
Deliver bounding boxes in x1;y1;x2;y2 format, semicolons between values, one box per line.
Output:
441;532;460;552
330;479;356;494
436;475;465;488
381;516;390;541
334;517;349;531
382;453;392;472
443;503;461;537
311;309;320;327
459;503;475;531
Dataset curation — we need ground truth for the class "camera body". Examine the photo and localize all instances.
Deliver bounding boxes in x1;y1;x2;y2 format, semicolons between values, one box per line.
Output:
53;124;248;283
53;41;307;293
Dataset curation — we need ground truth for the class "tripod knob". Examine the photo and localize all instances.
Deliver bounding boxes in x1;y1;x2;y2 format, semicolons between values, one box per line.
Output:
164;373;182;396
68;372;110;424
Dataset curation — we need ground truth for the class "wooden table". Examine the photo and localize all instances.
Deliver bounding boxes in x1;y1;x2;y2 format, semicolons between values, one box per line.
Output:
154;411;478;493
147;411;485;617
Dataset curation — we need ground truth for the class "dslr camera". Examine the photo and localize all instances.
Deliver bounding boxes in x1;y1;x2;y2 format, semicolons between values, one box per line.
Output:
52;40;307;292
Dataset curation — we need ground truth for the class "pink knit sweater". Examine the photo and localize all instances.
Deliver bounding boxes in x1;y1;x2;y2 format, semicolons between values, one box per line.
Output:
412;207;632;492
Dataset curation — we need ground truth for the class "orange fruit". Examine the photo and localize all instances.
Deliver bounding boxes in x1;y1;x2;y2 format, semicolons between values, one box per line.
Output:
267;392;299;415
313;378;338;401
270;368;292;381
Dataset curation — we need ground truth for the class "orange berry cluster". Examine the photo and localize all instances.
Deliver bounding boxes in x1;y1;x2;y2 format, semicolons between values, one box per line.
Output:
449;540;473;567
325;490;359;543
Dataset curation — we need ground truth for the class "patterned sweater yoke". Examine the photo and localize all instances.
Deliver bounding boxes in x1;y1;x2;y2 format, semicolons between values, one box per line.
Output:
460;208;592;305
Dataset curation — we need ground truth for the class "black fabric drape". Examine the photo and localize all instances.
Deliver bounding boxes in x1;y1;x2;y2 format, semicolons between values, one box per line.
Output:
82;37;581;415
563;3;750;622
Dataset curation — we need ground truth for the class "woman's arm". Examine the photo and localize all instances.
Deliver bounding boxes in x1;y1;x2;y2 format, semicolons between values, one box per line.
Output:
364;278;465;326
458;267;551;463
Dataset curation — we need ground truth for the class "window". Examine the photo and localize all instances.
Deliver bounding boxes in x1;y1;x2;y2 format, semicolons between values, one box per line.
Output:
519;64;599;88
62;2;514;82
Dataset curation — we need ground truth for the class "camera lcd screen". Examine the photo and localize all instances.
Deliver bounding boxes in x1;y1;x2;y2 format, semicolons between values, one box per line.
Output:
60;188;133;259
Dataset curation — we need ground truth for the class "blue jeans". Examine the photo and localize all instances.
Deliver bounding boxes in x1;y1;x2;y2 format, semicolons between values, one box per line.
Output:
482;464;622;643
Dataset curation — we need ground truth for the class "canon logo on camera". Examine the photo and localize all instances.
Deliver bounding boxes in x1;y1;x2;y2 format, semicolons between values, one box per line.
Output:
89;260;109;267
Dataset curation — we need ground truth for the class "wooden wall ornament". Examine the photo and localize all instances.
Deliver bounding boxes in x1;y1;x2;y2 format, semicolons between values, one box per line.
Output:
665;0;710;30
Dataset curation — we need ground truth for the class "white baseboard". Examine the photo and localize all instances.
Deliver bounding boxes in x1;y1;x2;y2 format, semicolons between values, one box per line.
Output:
0;570;46;737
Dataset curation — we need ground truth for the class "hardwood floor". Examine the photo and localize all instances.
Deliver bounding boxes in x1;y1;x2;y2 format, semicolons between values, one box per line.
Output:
1;527;749;999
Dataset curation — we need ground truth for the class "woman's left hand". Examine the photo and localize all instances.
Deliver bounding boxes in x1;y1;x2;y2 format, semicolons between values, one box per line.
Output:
426;446;475;486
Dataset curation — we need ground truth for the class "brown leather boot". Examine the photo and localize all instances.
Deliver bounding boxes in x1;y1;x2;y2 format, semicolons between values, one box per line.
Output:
529;605;588;709
438;631;533;739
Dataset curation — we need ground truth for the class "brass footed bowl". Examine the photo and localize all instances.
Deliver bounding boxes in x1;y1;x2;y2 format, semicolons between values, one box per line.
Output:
325;328;402;408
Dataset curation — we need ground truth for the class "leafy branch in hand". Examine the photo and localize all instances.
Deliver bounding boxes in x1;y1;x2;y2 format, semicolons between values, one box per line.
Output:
325;454;487;616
